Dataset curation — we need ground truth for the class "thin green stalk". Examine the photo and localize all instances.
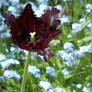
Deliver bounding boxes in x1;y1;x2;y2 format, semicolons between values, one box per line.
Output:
21;51;31;92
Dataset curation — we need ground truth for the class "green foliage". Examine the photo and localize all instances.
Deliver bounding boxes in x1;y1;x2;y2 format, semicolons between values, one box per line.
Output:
0;0;92;92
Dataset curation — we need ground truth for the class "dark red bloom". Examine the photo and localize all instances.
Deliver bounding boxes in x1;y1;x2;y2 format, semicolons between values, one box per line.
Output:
2;3;62;61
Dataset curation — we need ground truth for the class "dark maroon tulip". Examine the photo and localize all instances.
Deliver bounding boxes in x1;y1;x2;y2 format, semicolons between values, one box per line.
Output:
2;3;62;61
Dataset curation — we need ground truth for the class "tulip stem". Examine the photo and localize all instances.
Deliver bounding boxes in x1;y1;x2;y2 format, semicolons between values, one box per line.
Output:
21;51;31;92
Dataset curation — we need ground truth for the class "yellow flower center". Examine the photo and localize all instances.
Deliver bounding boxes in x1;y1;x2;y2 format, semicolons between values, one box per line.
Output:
30;32;36;43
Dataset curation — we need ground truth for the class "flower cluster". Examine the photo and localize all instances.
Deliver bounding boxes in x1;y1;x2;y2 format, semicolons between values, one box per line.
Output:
39;80;51;91
63;42;74;52
60;15;70;24
0;54;6;61
3;70;21;80
49;88;66;92
86;4;92;13
83;87;92;92
62;68;71;76
0;59;20;69
87;22;92;31
79;18;86;23
56;42;92;67
46;66;55;76
56;50;76;67
0;76;4;80
72;23;82;33
28;65;40;78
